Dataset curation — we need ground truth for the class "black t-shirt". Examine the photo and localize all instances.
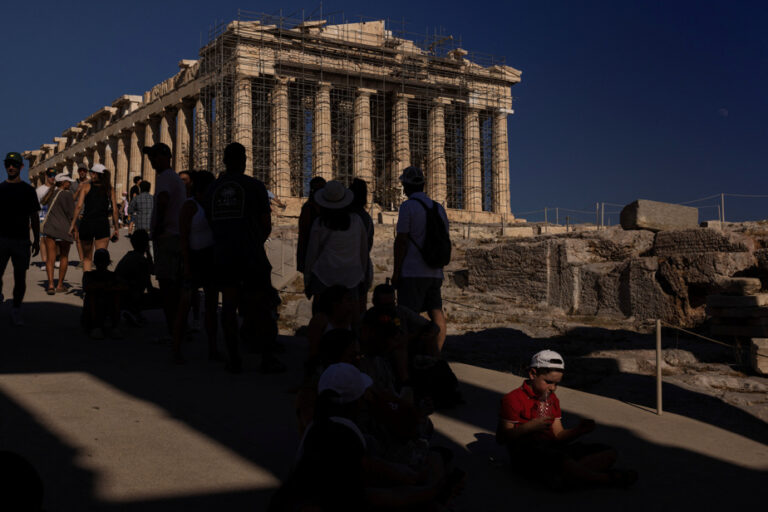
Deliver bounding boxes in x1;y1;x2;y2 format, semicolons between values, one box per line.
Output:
203;172;271;276
129;185;140;201
0;181;40;240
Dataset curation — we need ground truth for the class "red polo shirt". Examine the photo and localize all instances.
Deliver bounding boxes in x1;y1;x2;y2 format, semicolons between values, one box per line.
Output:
500;380;562;440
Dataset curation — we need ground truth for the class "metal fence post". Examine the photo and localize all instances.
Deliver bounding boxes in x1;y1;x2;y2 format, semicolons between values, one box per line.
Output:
656;319;663;416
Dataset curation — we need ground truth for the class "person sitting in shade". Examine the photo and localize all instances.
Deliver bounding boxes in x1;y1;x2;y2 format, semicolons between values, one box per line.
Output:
82;248;123;340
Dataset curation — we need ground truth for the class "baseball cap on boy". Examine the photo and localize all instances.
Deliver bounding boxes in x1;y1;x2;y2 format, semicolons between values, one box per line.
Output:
530;350;565;370
4;152;23;165
318;363;373;404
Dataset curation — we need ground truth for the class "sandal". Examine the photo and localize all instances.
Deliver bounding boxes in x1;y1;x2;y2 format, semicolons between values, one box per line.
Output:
46;287;55;296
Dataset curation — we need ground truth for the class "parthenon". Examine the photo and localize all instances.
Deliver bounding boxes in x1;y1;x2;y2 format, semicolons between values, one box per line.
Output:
23;13;521;222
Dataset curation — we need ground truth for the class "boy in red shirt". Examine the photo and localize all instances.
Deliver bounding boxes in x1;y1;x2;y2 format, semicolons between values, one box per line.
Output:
497;350;637;488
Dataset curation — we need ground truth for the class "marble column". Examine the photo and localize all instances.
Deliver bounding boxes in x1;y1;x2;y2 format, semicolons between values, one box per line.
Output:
428;98;449;206
129;126;142;185
194;96;209;170
492;109;511;214
92;144;102;166
143;119;156;191
354;88;375;205
463;108;482;212
174;102;194;173
82;153;90;171
86;148;95;169
116;134;129;199
270;78;291;198
104;138;116;179
313;82;332;180
159;110;173;148
392;93;413;206
234;76;253;176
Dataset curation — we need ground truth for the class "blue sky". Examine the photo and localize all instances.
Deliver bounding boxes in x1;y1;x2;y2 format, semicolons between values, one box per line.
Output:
1;1;766;222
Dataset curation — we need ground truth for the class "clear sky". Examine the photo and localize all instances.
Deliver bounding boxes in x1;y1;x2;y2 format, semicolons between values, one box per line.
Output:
1;1;766;222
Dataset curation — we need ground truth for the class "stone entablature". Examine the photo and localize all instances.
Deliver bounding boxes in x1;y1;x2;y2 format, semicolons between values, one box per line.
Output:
26;17;521;220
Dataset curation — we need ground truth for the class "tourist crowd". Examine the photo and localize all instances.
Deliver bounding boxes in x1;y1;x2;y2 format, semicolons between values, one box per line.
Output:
0;147;635;509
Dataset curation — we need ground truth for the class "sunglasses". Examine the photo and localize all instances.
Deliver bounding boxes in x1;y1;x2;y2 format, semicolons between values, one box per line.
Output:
4;161;21;168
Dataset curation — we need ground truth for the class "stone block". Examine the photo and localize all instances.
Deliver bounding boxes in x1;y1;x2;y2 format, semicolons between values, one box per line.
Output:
750;338;768;375
620;199;698;232
654;229;753;257
502;226;534;238
713;277;762;296
706;294;768;308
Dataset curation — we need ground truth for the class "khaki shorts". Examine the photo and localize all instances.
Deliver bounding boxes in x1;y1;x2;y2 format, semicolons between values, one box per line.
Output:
153;235;182;281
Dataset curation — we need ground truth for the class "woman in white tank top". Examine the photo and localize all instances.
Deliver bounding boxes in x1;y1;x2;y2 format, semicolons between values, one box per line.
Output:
175;171;220;362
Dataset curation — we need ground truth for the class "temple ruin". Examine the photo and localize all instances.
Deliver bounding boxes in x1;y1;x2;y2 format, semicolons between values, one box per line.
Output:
23;13;521;222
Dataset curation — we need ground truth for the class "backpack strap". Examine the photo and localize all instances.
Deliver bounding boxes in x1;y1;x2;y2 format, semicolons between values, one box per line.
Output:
405;197;431;255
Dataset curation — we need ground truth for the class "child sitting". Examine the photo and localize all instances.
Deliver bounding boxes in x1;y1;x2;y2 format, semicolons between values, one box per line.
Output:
497;350;637;489
82;248;123;340
115;229;156;326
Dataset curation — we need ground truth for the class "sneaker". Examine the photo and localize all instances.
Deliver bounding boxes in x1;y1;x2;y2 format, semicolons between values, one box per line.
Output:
90;327;105;340
10;307;24;326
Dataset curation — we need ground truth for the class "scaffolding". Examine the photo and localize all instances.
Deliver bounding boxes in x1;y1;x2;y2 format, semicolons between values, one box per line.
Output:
192;9;518;212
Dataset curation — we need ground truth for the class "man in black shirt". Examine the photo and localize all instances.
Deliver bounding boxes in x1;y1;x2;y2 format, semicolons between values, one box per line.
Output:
0;152;41;325
203;142;284;374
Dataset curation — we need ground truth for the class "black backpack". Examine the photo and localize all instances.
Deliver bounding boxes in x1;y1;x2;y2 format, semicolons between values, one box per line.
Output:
408;198;451;268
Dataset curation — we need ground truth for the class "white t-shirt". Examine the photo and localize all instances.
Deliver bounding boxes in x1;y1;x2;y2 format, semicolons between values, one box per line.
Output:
305;214;368;289
151;168;186;237
35;184;50;202
396;192;449;279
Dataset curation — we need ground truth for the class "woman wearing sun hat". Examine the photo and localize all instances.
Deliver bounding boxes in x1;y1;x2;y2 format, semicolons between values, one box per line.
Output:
303;180;368;309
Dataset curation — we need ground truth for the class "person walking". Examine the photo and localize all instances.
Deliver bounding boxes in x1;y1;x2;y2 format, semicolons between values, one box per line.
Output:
145;142;186;344
35;168;57;271
69;164;119;271
203;142;284;373
0;152;41;325
303;180;368;314
175;171;220;363
41;174;76;294
128;180;153;236
391;166;450;352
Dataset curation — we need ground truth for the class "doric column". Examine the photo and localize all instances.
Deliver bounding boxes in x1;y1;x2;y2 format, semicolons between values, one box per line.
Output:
194;95;209;170
492;109;511;214
92;144;103;166
104;138;116;176
270;78;291;197
234;76;254;176
129;126;142;185
392;93;413;205
115;134;129;199
427;98;449;206
159;110;173;148
143;119;156;191
174;101;194;173
313;82;332;180
463;108;482;212
354;88;375;205
86;148;95;168
81;153;90;171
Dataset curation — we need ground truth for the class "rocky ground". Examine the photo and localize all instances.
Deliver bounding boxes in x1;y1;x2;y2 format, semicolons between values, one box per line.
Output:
274;222;768;425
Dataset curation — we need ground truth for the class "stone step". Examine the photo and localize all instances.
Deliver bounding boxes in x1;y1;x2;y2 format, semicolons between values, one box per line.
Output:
706;306;768;318
751;338;768;375
710;324;768;338
706;294;768;308
714;277;762;296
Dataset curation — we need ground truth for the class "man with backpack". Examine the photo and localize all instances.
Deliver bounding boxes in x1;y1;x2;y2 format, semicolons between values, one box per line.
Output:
392;166;451;352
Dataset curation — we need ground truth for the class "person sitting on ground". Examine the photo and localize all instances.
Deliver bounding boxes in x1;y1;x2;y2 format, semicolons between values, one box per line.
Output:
305;285;358;366
82;248;123;340
497;349;638;489
271;362;461;512
115;230;156;327
366;281;440;357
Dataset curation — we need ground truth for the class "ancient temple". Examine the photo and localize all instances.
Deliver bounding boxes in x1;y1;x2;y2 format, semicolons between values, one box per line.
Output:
24;15;521;222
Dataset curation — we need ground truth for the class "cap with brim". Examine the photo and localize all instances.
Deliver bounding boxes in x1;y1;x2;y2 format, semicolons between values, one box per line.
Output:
314;180;353;210
4;152;23;165
398;166;425;186
318;363;373;404
55;174;75;183
143;142;172;157
46;168;57;176
90;164;106;174
530;350;565;370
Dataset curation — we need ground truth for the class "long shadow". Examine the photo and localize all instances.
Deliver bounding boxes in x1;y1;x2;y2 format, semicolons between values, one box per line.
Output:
443;327;768;444
432;379;768;510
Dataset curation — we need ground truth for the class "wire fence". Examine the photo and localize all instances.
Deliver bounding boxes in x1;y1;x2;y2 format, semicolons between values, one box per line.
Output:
512;193;768;227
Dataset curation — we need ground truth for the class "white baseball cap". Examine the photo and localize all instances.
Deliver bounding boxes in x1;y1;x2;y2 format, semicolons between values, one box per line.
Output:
55;174;75;183
90;163;106;174
530;350;565;370
318;363;373;404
